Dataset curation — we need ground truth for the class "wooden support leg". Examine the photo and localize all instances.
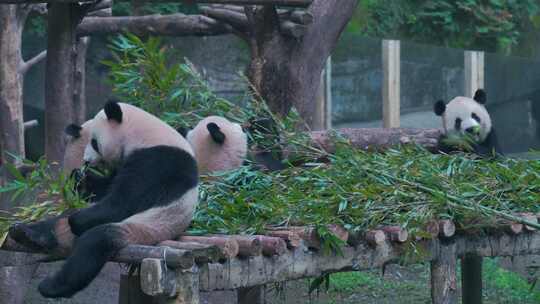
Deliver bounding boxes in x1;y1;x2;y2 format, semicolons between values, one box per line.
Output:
171;266;200;304
430;241;458;304
238;286;264;304
119;273;165;304
461;255;483;304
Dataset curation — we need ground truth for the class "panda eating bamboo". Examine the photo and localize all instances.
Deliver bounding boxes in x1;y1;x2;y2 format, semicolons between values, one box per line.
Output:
10;101;199;298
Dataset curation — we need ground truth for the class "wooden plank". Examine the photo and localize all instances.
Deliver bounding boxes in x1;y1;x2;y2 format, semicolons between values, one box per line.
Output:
430;241;458;304
382;40;400;128
0;0;311;6
464;50;485;97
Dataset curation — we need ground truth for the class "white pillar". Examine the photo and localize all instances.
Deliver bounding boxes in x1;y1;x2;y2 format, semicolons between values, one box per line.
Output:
382;40;400;128
464;50;485;97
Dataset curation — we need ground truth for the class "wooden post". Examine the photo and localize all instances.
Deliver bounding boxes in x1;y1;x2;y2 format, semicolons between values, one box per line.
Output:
44;3;82;164
461;255;483;304
237;286;264;304
169;266;200;304
119;273;164;304
464;50;484;97
430;241;458;304
313;56;332;131
382;40;400;128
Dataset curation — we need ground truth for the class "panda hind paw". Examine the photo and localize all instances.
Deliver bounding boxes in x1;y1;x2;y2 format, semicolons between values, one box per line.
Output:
38;276;76;299
9;223;58;251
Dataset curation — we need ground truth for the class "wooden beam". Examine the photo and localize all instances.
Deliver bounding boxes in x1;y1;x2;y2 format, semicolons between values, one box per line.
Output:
0;0;312;6
198;232;540;291
382;39;400;128
431;241;458;304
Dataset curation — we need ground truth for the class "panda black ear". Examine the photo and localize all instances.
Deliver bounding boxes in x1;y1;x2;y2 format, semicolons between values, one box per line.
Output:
207;122;226;144
65;124;82;138
104;101;123;123
473;89;487;104
434;100;446;116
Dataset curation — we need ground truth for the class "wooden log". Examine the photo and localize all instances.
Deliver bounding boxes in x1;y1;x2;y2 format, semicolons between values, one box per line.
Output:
327;224;349;242
517;213;538;231
173;266;200;304
265;230;302;248
382;226;408;243
425;220;440;238
438;220;456;238
232;235;263;257
254;236;287;256
310;128;442;154
115;245;194;269
178;235;239;259
289;10;313;25
431;241;458;304
159;240;224;263
0;0;313;6
289;225;349;249
365;230;386;247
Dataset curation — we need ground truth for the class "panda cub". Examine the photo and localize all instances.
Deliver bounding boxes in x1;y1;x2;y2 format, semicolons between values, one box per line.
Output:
185;116;248;174
434;89;502;156
11;101;198;298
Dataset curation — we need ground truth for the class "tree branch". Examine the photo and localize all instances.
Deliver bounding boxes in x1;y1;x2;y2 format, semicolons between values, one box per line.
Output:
77;14;232;36
19;50;46;75
199;6;249;32
0;0;312;6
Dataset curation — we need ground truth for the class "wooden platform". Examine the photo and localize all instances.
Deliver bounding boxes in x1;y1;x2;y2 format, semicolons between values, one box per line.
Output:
1;219;540;304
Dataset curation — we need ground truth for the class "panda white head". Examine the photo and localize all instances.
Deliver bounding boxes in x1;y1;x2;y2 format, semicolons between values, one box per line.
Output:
63;119;94;173
84;101;193;166
434;89;492;143
186;115;247;175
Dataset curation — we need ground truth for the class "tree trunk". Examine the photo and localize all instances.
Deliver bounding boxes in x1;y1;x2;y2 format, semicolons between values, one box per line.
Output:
73;36;90;124
247;0;358;128
0;6;25;166
45;3;84;164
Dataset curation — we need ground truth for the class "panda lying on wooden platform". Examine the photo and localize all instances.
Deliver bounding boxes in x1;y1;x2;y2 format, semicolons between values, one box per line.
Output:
434;89;503;156
10;101;199;298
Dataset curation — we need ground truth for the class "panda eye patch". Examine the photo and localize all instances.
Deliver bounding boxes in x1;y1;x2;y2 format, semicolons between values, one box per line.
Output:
91;138;100;154
454;118;462;130
471;113;481;123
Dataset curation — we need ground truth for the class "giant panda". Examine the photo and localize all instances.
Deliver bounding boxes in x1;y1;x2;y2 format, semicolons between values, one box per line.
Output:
10;101;198;298
434;89;502;156
185;115;248;174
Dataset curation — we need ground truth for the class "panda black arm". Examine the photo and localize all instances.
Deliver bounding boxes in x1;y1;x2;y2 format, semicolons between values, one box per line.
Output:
474;129;504;157
68;146;198;236
72;168;116;202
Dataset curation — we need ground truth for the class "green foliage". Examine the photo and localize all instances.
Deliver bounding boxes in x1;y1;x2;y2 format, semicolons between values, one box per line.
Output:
103;34;251;130
0;157;88;236
484;259;540;303
192;142;540;239
350;0;540;54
